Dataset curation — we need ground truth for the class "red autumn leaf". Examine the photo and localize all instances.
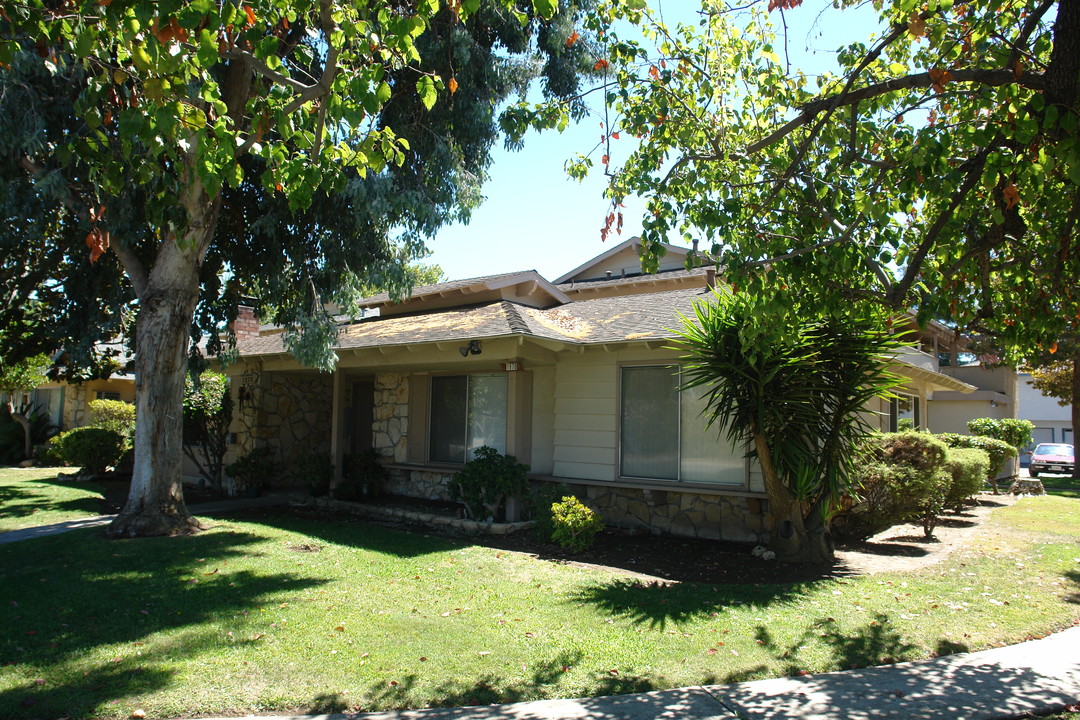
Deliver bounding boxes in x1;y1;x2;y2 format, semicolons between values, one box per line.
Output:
928;68;953;93
649;65;660;80
601;154;609;165
243;5;256;27
1003;181;1020;208
282;16;289;30
611;132;620;140
908;11;927;38
565;31;579;47
593;58;609;71
1049;341;1058;354
448;76;458;95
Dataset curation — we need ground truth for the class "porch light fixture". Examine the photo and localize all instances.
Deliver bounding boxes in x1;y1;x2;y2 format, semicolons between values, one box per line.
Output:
459;340;482;357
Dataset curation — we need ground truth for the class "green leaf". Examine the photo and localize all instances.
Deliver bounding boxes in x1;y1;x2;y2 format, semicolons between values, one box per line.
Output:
416;75;437;111
532;0;558;18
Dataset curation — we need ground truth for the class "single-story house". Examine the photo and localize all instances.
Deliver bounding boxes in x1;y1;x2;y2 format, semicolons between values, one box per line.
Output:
225;238;977;542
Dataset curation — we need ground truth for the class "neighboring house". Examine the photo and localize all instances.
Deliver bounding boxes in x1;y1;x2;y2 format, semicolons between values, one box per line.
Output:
1017;371;1072;466
226;238;976;542
5;342;137;435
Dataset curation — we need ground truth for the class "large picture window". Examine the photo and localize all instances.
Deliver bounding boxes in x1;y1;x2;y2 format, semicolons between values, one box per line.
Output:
620;365;745;485
429;374;507;463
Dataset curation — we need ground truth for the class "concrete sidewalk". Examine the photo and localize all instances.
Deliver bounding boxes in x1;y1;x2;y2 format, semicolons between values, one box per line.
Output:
193;625;1079;720
0;492;290;544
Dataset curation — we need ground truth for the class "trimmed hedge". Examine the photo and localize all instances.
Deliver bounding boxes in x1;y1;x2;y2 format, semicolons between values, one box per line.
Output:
937;433;1016;491
944;447;990;510
55;426;127;475
847;432;951;539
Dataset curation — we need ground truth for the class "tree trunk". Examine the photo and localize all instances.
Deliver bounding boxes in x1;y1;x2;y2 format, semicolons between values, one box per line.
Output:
106;212;214;537
754;433;834;563
1072;353;1079;480
5;400;32;460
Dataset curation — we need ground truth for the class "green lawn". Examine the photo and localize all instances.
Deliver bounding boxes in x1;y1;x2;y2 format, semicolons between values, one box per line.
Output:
1041;474;1080;499
1;496;1078;719
0;467;106;533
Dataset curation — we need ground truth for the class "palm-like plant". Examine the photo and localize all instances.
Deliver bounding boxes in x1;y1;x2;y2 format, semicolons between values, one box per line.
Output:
676;288;905;563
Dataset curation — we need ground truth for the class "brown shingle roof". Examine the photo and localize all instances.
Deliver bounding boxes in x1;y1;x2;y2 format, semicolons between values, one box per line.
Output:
358;271;534;306
237;287;715;358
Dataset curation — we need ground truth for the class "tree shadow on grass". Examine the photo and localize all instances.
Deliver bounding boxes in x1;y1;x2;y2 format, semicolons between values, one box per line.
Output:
567;577;819;629
0;479;105;524
326;650;660;715
235;510;467;559
0;528;328;720
721;614;925;683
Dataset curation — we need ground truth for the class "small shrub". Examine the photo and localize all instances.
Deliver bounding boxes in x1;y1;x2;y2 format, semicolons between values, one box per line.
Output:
896;418;914;432
295;451;333;494
335;449;386;501
529;482;568;542
39;430;71;466
448;446;529;521
846;432;951;539
87;399;136;439
967;417;1034;451
225;447;277;495
944;447;990;511
57;426;127;475
549;495;604;553
937;433;1016;493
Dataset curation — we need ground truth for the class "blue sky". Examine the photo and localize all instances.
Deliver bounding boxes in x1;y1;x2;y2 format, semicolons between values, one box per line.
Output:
425;1;883;282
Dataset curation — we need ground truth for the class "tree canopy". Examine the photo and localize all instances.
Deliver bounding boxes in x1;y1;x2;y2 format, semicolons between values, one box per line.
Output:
532;0;1079;359
1;0;595;535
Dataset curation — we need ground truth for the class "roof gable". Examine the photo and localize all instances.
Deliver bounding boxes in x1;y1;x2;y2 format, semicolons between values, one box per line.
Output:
553;236;695;284
358;270;570;317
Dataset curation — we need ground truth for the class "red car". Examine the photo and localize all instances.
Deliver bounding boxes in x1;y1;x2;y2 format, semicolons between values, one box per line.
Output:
1028;443;1075;478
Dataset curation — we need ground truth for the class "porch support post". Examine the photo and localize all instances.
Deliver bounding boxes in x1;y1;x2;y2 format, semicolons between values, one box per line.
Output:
330;369;346;487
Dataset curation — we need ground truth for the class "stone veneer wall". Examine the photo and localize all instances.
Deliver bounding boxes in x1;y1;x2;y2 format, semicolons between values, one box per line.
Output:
373;373;408;462
234;372;333;483
371;372;459;499
575;484;768;543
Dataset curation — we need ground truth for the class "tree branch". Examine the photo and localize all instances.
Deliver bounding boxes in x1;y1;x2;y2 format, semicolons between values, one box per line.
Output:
747;68;1046;155
886;141;995;307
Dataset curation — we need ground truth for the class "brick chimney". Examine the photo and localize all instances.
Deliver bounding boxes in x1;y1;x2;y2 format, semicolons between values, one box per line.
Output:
231;304;260;340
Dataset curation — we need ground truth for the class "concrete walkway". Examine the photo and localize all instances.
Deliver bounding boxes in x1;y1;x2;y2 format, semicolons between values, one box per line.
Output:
0;492;291;544
187;626;1080;720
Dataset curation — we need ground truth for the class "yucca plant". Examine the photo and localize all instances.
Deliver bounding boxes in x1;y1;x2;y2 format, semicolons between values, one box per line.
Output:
675;287;906;563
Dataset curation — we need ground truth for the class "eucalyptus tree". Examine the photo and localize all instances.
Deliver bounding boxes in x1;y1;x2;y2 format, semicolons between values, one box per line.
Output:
1;0;593;536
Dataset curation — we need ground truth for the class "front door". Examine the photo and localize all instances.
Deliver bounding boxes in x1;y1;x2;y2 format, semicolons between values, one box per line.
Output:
350;380;374;453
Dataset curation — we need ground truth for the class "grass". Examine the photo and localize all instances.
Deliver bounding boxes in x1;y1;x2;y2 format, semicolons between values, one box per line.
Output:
0;496;1078;719
0;467;106;533
1040;474;1080;499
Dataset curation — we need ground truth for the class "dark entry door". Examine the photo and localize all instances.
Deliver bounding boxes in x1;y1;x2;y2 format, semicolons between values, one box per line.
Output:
351;380;374;452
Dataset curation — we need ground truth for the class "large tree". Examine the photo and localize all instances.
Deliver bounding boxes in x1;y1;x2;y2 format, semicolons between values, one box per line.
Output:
2;0;592;536
529;0;1079;357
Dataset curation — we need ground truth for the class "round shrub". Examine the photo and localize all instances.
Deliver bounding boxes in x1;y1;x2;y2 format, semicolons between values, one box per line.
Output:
448;446;529;522
846;432;951;539
937;433;1016;492
550;495;604;553
39;430;72;466
944;447;990;510
57;426;127;475
87;399;136;439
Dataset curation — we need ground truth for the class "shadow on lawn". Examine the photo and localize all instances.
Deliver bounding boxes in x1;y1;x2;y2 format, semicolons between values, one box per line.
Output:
0;478;104;523
567;577;821;629
250;511;463;559
0;528;327;719
310;650;660;715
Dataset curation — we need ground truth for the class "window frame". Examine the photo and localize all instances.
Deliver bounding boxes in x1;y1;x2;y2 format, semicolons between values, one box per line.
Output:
426;372;509;464
616;362;749;489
